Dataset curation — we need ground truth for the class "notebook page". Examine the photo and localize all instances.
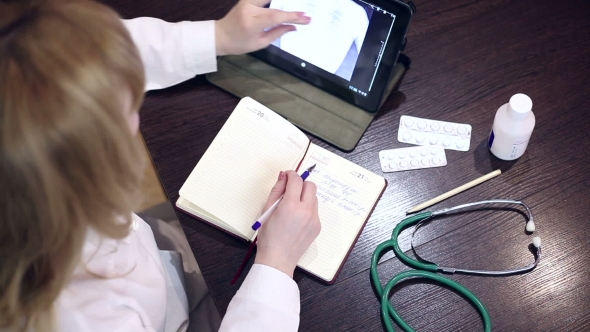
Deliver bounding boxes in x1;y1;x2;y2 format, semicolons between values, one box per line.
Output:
297;144;385;281
179;97;309;238
176;197;247;240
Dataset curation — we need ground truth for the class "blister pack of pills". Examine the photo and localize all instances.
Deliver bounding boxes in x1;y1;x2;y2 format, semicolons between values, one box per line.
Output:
397;115;472;151
379;146;447;173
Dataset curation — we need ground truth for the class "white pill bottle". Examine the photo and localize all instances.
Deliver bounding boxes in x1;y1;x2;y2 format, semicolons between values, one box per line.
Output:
488;93;535;160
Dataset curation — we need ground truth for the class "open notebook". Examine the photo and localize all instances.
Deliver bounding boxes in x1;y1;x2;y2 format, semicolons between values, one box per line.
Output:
177;97;386;283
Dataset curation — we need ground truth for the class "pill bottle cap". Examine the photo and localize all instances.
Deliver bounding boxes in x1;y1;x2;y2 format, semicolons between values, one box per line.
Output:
507;93;533;121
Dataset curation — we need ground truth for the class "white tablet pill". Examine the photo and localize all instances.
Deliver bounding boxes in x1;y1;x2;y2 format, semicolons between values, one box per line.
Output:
457;126;468;135
402;131;412;141
444;124;453;134
415;133;425;143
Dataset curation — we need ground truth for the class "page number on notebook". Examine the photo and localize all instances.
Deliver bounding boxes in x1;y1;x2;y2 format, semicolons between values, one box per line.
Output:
245;106;269;122
351;171;371;183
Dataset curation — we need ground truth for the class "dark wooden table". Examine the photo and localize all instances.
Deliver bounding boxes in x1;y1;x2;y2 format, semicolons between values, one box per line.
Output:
104;0;590;330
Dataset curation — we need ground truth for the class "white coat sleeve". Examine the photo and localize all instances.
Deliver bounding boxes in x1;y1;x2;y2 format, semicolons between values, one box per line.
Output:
219;264;300;332
122;18;218;91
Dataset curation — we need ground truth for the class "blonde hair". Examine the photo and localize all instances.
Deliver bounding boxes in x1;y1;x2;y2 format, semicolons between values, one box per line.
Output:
0;0;146;330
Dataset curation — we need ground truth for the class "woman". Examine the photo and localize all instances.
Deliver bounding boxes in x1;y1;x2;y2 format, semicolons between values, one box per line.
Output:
0;0;317;331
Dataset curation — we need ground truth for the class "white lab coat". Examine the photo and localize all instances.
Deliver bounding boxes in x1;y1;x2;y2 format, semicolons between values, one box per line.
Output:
54;18;300;332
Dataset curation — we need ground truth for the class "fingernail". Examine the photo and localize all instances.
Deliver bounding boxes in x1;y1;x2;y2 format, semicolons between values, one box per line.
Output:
296;11;306;17
278;171;285;181
303;17;311;23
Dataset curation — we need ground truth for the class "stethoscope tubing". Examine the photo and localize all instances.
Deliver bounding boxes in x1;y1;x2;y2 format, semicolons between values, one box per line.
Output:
380;270;492;332
370;239;492;332
371;239;492;332
371;199;540;331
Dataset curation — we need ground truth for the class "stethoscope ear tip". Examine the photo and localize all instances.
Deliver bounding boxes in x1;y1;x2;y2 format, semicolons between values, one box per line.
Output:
532;236;541;248
526;220;536;232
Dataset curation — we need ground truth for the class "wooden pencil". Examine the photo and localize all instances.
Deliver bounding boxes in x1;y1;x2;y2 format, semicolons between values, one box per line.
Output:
406;169;502;214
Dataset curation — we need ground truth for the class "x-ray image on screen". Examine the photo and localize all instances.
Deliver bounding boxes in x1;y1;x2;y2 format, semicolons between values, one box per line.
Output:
269;0;371;81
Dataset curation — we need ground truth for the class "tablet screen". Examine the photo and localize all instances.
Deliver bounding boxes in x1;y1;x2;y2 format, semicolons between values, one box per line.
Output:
269;0;396;97
252;0;409;112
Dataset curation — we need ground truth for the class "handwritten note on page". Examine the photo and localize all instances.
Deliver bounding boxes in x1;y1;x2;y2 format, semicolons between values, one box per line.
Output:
296;144;385;281
179;97;309;238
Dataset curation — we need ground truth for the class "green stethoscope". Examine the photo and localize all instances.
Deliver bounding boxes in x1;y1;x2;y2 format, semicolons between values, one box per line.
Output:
370;200;542;332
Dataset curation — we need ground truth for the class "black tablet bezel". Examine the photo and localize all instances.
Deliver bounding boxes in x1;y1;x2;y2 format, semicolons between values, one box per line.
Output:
250;0;413;113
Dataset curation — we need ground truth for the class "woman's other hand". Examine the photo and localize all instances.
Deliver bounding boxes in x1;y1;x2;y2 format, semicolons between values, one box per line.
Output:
215;0;311;56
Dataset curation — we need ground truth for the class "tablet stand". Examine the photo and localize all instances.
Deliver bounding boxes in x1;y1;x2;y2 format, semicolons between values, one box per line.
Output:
206;54;410;151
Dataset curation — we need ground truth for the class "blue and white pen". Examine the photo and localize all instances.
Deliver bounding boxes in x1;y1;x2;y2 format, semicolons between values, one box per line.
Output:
251;164;317;231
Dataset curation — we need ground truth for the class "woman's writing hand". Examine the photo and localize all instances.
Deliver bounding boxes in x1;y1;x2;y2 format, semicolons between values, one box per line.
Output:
215;0;311;56
255;170;321;278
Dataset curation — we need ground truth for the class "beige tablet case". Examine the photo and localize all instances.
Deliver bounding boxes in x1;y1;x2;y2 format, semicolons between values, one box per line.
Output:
206;54;408;151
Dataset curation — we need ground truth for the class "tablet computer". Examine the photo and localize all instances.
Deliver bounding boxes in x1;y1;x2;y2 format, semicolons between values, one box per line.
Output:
251;0;414;113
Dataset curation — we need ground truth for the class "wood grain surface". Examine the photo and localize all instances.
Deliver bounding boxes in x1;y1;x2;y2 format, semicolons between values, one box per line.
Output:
100;0;590;330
